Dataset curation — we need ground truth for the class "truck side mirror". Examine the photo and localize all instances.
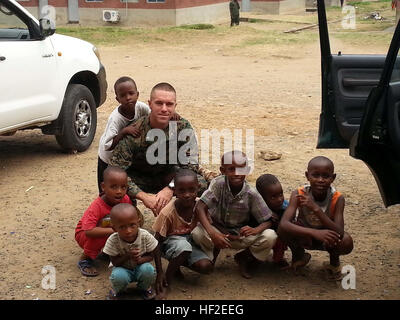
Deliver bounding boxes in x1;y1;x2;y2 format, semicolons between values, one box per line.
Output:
39;18;55;38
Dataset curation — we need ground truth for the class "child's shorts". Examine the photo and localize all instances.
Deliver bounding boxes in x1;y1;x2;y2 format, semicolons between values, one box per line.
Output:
162;234;211;266
294;220;327;251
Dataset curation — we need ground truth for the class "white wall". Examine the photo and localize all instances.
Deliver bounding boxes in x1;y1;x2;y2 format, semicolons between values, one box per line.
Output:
176;2;230;26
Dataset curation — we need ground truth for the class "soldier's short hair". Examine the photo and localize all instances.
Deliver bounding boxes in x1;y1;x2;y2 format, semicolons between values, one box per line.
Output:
150;82;176;99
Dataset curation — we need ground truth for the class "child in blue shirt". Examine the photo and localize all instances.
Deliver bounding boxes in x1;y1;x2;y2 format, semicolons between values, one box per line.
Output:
256;174;289;268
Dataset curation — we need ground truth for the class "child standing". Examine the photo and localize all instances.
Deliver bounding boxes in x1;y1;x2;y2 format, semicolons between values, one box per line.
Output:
75;166;132;277
103;203;166;300
152;169;213;298
256;174;289;268
192;150;277;279
97;76;150;193
278;156;353;280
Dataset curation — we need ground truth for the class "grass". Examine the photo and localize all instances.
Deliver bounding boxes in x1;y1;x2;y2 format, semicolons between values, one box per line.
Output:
327;0;396;19
331;30;393;47
311;0;396;48
175;24;215;30
56;24;219;46
235;30;318;47
55;0;397;50
56;26;153;45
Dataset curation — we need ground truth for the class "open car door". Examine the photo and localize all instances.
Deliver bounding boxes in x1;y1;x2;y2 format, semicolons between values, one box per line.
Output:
316;0;400;207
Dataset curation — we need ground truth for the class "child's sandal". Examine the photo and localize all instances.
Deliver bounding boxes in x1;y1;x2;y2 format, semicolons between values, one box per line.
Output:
322;262;343;281
291;252;311;272
107;289;120;300
143;287;156;300
77;259;99;277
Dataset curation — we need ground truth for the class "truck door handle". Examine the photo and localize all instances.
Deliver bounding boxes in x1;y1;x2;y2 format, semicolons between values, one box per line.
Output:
0;56;5;61
342;78;379;87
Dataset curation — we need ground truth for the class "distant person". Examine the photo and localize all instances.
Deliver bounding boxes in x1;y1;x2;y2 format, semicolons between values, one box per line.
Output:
256;174;290;269
109;82;209;216
230;0;240;27
103;203;166;300
97;76;150;194
152;169;213;298
278;156;353;280
192;150;277;279
75;166;133;277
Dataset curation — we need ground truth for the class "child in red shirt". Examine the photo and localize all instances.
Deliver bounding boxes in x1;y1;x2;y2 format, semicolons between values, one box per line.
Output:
75;166;133;276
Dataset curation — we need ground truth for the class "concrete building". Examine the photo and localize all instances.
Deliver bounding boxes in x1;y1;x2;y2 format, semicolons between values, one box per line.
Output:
18;0;306;26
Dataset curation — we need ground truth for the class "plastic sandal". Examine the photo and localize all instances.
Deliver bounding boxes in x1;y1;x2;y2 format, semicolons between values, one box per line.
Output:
77;259;99;277
143;287;156;300
107;289;120;300
322;262;343;281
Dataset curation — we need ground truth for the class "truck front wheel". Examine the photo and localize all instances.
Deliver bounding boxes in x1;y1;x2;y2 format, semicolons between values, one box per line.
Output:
55;84;97;152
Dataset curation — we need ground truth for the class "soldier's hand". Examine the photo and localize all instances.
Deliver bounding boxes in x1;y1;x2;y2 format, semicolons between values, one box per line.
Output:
138;192;158;215
123;126;141;138
155;187;174;215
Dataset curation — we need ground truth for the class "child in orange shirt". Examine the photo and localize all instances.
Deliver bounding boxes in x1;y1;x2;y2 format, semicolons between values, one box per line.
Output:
278;156;353;280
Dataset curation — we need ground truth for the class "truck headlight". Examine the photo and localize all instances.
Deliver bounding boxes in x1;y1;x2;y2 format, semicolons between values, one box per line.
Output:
93;46;101;61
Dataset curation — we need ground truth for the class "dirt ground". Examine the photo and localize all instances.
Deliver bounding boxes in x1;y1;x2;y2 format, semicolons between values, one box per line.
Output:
0;15;399;301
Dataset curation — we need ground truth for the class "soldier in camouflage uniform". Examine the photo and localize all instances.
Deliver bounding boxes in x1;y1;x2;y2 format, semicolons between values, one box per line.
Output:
110;82;208;216
229;0;240;27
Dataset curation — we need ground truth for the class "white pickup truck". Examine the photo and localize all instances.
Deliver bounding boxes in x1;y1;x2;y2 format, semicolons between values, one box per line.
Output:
0;0;107;152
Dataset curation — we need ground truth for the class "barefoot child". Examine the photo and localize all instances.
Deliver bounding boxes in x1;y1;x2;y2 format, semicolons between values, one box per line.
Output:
192;150;277;279
278;156;353;280
75;166;132;277
103;203;166;300
152;169;213;297
256;174;289;268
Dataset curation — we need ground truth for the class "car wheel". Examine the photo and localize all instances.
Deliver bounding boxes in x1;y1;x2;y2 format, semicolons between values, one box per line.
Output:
55;84;97;152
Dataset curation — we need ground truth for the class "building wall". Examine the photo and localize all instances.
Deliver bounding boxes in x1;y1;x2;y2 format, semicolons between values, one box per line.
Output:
16;0;308;26
279;0;305;13
250;0;305;14
16;0;229;10
175;2;230;25
83;8;177;26
16;0;232;25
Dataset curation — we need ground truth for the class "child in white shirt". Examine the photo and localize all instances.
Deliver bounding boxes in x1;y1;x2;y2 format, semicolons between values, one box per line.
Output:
97;76;150;193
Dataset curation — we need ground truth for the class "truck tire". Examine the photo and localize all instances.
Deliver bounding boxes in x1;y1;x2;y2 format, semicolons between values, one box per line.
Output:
55;84;97;152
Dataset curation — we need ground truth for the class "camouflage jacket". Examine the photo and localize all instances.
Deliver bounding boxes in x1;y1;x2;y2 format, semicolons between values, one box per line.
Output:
109;115;199;196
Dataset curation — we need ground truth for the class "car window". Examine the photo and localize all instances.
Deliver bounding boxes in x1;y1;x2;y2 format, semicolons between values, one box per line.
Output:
326;3;393;55
390;50;400;82
0;3;31;40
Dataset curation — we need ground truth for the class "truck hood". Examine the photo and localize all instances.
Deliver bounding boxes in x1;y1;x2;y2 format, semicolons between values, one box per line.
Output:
49;33;95;52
